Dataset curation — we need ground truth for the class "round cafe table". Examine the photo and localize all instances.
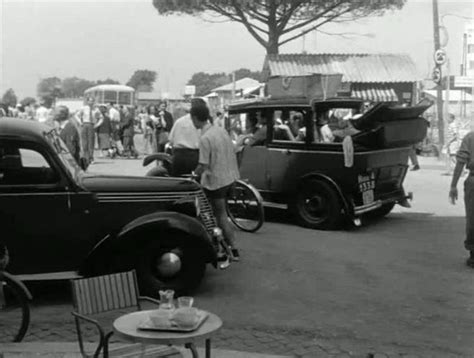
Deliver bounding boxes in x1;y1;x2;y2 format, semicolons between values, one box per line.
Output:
113;309;222;358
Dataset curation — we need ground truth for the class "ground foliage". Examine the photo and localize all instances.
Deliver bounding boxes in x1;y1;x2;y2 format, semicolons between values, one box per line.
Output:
152;0;406;54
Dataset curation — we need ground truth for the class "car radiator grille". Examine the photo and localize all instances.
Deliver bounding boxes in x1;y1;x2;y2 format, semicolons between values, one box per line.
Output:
196;190;218;233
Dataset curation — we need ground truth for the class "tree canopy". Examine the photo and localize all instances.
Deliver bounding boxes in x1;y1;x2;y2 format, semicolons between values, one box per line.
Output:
20;97;36;107
152;0;405;54
37;77;63;107
1;89;18;107
188;72;229;96
126;70;157;91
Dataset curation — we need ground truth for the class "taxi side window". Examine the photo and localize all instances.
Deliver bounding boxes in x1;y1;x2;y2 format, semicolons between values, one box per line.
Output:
271;110;301;143
0;143;59;186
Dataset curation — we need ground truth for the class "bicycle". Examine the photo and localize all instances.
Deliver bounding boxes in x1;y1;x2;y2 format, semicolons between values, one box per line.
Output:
0;245;33;343
143;150;265;233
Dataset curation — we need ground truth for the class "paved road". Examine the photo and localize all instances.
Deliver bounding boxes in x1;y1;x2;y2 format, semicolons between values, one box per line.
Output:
13;157;474;357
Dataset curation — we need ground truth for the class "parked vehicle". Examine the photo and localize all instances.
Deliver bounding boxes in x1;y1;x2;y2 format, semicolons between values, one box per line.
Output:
228;97;431;230
0;118;224;295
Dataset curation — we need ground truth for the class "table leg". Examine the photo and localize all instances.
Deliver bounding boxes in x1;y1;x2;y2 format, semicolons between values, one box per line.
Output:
205;339;211;358
185;342;199;358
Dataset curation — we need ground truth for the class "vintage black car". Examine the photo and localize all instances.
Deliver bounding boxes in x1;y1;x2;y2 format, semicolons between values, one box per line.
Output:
0;118;222;295
229;97;431;230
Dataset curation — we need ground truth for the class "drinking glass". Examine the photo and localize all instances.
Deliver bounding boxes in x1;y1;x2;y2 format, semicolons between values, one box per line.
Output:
159;289;175;310
178;296;194;308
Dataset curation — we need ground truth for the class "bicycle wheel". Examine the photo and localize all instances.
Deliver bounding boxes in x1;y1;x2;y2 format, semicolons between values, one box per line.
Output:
226;180;264;233
0;275;30;342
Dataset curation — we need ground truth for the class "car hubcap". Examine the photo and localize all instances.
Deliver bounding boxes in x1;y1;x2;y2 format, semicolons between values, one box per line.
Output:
304;194;327;219
155;250;182;278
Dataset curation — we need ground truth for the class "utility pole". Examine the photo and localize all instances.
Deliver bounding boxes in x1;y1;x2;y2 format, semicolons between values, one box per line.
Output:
231;71;236;100
433;0;445;147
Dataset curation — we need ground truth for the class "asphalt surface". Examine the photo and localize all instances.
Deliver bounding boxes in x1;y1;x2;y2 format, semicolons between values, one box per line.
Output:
6;156;474;357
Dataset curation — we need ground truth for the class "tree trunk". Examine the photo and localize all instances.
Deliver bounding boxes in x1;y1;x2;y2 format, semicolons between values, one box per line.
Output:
266;42;279;54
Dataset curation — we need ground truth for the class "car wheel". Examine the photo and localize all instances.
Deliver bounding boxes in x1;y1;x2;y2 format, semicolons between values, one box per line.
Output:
291;179;342;230
146;166;169;177
135;235;206;297
364;202;395;220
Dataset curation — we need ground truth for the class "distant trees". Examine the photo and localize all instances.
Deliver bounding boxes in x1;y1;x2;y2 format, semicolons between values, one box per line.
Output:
20;97;36;107
1;89;18;107
126;70;157;92
37;77;63;107
188;72;229;96
36;76;122;105
61;77;95;98
187;68;262;96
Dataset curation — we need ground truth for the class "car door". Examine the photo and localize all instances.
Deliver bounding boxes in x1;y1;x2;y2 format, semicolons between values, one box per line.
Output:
0;139;90;275
266;109;308;193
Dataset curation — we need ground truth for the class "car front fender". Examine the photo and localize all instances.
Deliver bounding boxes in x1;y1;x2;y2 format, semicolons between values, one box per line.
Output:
80;211;217;276
142;153;172;167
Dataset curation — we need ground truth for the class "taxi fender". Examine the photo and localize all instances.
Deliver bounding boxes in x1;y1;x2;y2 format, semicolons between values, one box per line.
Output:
299;173;351;214
80;211;216;276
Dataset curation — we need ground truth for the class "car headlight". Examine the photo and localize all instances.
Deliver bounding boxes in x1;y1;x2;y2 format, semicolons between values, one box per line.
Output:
212;227;223;237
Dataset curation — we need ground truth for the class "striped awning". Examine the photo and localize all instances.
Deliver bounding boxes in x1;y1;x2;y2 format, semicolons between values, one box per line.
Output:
351;84;398;102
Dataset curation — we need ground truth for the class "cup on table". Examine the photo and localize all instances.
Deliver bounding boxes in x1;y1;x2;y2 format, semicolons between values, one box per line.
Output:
177;296;194;308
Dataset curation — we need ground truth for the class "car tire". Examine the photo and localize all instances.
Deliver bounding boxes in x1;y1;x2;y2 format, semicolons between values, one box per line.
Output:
135;235;206;297
291;179;342;230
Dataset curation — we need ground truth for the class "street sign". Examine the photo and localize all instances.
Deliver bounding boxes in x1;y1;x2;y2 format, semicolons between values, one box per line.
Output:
454;76;474;88
184;85;196;96
434;49;447;65
432;67;442;84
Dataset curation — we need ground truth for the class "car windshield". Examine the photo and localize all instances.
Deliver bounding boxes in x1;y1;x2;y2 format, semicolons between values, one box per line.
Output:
43;129;83;180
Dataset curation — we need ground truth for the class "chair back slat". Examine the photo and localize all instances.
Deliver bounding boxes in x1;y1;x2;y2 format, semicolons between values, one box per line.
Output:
71;270;140;315
127;271;138;307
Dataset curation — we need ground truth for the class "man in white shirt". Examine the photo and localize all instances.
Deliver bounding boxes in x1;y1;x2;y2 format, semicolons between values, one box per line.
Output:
168;99;203;176
35;103;49;123
75;97;101;165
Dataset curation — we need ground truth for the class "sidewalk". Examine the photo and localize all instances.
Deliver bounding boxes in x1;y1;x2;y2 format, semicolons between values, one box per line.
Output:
1;342;291;358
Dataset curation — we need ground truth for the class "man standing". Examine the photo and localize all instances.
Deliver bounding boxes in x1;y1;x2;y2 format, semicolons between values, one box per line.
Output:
75;97;100;165
191;102;240;261
53;105;82;166
108;103;123;156
449;126;474;268
154;101;174;152
168;98;203;176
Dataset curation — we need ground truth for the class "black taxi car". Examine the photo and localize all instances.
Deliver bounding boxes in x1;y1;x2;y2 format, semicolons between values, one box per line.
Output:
0;118;222;295
229;97;431;230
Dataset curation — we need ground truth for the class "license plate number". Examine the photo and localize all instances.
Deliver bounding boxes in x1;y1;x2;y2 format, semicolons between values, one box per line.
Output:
362;190;374;205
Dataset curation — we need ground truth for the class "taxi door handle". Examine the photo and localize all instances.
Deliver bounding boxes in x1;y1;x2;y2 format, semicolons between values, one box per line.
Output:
285;149;291;155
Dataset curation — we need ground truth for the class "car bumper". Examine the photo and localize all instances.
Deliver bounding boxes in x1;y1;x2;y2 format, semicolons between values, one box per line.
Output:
353;191;413;216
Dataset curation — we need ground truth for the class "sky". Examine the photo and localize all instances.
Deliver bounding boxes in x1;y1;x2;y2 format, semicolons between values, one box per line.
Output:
0;0;473;99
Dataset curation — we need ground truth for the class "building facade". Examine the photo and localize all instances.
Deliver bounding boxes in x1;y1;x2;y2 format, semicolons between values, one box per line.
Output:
262;53;421;105
466;24;474;78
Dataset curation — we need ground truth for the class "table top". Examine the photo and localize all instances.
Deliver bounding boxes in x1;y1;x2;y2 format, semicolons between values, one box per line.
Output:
113;310;223;345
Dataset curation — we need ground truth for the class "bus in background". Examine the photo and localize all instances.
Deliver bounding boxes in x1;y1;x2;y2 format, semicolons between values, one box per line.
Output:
84;84;135;106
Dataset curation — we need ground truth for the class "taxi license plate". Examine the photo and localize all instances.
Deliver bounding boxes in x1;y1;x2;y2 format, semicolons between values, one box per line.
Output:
362;190;374;205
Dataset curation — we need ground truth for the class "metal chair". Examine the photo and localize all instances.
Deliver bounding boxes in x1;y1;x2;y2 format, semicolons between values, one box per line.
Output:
71;270;181;358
